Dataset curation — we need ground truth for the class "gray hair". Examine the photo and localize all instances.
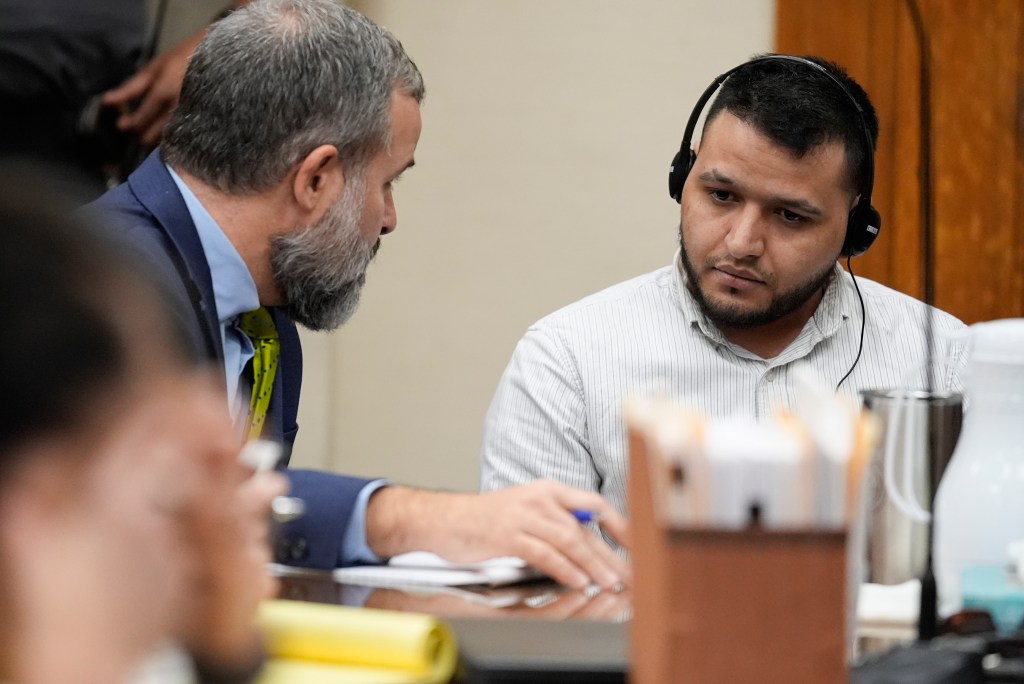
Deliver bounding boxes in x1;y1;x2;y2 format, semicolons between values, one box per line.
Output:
162;0;424;193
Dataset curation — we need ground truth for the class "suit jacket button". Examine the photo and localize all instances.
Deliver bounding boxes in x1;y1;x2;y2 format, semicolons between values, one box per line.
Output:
289;537;309;561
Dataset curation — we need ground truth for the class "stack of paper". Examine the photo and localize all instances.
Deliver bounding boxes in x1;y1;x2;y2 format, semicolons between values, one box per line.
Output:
256;599;457;684
333;551;543;588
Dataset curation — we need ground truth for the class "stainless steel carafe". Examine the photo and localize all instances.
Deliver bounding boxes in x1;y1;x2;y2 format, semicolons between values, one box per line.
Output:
859;389;963;585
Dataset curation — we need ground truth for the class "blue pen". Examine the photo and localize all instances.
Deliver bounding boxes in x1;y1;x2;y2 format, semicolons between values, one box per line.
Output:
571;509;603;524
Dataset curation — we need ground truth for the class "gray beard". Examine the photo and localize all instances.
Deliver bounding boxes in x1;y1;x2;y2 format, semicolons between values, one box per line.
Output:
270;178;376;331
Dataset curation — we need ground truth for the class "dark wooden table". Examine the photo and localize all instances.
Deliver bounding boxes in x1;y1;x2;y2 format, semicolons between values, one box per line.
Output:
274;565;631;621
272;566;631;683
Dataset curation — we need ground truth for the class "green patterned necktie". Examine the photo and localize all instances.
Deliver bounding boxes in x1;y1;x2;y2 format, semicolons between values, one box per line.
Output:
238;307;280;441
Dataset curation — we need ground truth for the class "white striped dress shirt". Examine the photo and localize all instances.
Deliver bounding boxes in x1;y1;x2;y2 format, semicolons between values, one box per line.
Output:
480;255;967;516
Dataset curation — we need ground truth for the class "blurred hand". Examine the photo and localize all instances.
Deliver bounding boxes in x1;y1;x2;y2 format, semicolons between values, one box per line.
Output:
366;480;631;591
182;471;287;660
170;379;288;667
101;30;204;147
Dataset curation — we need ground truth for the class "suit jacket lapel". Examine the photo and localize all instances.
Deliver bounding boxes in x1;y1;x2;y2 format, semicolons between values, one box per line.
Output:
127;151;225;364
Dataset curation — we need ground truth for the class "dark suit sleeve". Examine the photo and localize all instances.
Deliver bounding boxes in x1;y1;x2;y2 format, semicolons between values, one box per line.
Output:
276;469;375;569
270;314;380;570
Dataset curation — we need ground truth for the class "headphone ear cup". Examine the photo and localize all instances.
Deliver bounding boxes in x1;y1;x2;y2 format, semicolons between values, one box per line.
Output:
668;148;696;203
843;203;882;257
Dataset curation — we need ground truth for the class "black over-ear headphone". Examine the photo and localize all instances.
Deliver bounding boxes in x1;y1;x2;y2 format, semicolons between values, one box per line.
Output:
667;55;882;257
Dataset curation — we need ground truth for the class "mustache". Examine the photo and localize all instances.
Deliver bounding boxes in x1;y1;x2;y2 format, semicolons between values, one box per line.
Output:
706;256;772;284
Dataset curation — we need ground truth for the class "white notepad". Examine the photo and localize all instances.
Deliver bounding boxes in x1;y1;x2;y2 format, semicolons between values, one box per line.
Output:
333;551;543;587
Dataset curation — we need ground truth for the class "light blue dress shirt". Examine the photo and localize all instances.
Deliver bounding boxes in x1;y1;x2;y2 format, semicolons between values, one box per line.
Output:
167;166;383;565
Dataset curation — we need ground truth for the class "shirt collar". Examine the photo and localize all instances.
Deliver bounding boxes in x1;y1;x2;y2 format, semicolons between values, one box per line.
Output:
809;263;858;339
672;252;857;359
166;165;259;324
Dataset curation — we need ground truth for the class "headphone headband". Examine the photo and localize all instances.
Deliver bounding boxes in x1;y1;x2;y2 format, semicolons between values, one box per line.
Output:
668;55;881;257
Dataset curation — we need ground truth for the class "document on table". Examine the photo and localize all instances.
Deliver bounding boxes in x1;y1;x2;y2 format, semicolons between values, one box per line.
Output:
256;599;457;684
333;551;544;588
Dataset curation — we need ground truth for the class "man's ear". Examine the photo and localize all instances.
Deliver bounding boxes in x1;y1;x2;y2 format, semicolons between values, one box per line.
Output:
292;144;344;214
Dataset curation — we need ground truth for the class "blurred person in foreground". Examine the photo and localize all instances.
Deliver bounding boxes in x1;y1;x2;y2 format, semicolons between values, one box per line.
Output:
0;179;284;683
87;0;629;590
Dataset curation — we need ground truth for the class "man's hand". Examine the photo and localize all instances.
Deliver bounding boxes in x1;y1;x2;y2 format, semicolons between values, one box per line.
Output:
101;30;204;148
102;1;255;148
366;480;631;591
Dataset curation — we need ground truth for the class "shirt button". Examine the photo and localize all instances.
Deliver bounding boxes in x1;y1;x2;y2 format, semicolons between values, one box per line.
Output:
763;369;776;382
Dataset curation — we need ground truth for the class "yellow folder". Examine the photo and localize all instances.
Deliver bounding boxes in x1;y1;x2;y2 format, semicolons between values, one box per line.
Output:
256;599;457;684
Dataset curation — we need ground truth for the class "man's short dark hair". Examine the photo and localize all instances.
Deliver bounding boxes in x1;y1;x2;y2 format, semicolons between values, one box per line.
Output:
705;54;878;196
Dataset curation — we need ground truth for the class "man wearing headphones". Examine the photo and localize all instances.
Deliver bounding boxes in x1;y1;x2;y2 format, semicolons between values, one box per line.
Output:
480;54;967;517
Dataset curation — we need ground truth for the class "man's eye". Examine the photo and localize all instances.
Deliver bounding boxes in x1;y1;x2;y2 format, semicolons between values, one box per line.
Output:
779;209;807;223
708;189;733;203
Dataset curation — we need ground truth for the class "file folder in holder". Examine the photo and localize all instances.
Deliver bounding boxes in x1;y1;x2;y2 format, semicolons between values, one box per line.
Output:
627;421;849;684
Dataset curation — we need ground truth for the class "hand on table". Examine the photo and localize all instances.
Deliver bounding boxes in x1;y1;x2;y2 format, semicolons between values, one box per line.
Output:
366;479;631;591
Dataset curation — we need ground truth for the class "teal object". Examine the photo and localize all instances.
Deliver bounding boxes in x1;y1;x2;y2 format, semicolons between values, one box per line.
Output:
961;565;1024;634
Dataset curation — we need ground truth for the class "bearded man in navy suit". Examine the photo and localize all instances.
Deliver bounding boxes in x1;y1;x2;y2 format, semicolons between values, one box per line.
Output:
88;0;629;590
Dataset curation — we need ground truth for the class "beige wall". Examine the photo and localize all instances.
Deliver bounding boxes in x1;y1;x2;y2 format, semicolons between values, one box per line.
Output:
291;1;775;491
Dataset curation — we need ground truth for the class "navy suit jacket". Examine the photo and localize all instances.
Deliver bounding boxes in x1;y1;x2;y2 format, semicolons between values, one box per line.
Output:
88;150;374;569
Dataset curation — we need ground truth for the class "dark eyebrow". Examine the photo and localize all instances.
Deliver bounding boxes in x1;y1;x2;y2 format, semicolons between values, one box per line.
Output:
698;168;822;217
697;169;733;185
769;195;822;217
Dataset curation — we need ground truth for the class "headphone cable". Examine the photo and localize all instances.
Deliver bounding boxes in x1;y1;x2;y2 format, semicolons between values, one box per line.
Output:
835;254;866;392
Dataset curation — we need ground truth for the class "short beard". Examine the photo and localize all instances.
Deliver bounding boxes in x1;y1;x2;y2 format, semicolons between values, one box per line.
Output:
270;175;377;331
678;226;835;330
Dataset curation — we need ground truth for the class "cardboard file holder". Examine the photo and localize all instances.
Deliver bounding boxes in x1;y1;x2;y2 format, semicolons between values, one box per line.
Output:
628;423;849;684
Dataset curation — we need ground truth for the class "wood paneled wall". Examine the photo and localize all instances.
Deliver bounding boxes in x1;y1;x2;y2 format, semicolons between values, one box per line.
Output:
777;0;1024;324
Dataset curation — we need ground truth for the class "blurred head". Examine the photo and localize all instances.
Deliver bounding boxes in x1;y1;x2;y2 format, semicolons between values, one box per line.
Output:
0;179;236;680
678;56;878;334
162;0;425;331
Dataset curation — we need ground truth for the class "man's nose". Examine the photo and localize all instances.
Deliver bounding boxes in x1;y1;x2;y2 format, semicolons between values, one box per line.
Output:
380;190;397;236
723;206;765;259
